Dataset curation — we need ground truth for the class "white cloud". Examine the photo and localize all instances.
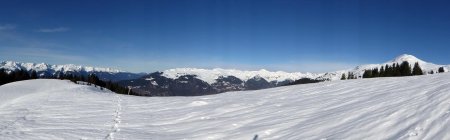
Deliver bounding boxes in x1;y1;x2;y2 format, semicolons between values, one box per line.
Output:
0;24;16;30
36;27;70;33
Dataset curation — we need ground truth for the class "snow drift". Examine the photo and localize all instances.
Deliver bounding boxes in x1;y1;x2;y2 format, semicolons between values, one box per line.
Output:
1;73;450;139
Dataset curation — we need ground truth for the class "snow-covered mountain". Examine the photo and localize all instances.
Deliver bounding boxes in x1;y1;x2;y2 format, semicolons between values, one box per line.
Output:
3;54;449;96
0;61;144;81
119;54;449;96
162;68;319;84
119;70;316;96
156;54;449;83
0;61;122;73
317;54;449;81
2;73;450;139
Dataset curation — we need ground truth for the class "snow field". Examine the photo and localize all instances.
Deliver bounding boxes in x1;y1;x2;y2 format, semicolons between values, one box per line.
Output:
1;73;450;139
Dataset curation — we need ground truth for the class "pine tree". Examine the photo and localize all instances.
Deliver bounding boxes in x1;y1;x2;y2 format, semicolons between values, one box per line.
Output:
80;75;86;82
399;61;412;76
341;73;346;80
429;70;434;74
394;63;401;76
347;72;354;79
379;66;385;77
19;69;30;80
412;62;423;75
363;69;373;78
31;70;38;79
385;64;392;77
438;67;445;73
372;68;379;78
0;69;7;85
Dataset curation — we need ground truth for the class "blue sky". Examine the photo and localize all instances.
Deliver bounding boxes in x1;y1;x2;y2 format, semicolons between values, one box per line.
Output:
1;0;450;73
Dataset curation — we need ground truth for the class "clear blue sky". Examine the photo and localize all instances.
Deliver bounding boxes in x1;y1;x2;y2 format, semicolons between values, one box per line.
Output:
1;0;449;73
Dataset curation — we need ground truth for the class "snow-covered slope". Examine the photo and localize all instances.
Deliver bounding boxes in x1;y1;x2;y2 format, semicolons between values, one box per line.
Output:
2;73;450;139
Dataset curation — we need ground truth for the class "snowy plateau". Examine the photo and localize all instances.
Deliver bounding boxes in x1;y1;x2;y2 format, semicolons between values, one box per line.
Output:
1;72;450;139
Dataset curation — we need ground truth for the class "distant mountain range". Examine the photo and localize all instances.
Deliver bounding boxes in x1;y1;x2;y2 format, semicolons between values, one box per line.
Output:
2;54;449;96
119;54;449;96
0;61;144;82
316;54;449;80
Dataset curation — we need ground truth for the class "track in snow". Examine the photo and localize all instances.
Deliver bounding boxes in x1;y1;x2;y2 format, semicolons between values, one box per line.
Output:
105;95;123;140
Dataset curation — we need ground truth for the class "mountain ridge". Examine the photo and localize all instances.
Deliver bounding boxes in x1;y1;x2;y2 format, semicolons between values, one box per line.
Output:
2;54;449;96
159;54;449;82
0;61;123;73
2;54;448;82
0;61;144;81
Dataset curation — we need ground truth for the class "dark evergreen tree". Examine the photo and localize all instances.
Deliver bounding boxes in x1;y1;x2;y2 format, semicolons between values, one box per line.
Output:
17;69;30;81
412;62;423;75
0;69;8;85
399;61;412;76
438;67;445;73
429;70;434;74
347;72;355;79
393;63;401;76
372;68;379;77
379;66;385;77
341;73;346;80
363;69;373;78
387;64;394;77
31;70;38;79
80;75;86;82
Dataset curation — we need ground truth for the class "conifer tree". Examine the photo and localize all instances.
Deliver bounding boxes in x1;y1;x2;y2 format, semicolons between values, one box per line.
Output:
363;69;373;78
399;61;412;76
341;73;346;80
372;68;379;77
384;64;391;77
438;67;445;73
347;72;354;79
31;70;38;79
394;63;401;76
412;62;423;75
429;70;434;74
15;69;30;81
379;66;385;77
0;69;7;85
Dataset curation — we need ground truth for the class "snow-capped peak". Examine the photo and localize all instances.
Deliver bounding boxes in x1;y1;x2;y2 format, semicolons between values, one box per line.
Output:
162;68;319;84
0;61;123;73
160;54;450;84
389;54;426;64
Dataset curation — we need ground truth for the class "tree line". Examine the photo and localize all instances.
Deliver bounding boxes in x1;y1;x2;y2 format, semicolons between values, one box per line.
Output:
362;61;423;78
0;69;138;96
341;72;357;80
340;61;446;80
285;78;324;86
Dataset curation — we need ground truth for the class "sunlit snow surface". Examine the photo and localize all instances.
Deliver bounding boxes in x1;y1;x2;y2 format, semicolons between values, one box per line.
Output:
1;73;450;139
